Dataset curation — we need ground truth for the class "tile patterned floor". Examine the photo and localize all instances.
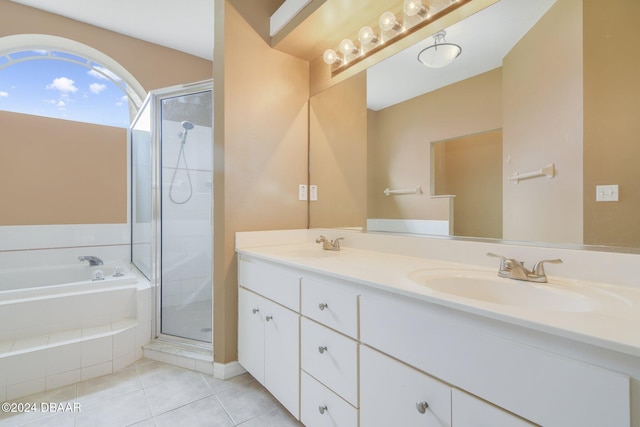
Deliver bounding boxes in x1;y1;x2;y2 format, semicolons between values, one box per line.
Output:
0;359;303;427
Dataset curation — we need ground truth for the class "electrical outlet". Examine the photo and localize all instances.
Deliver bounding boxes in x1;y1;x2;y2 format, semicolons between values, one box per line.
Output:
298;184;308;201
310;185;318;201
596;185;619;202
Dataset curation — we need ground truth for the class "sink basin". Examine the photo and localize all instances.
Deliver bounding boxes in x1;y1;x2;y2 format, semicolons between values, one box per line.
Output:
407;269;599;312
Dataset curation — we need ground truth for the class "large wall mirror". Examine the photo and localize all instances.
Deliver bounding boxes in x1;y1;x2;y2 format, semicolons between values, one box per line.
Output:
309;0;640;252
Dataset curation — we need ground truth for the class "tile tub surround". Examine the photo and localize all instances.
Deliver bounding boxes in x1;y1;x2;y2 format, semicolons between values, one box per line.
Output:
0;270;152;402
236;229;640;356
0;358;302;427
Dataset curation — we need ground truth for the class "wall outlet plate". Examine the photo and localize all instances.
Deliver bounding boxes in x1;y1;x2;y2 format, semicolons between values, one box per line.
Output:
596;184;619;202
310;185;318;201
298;184;308;201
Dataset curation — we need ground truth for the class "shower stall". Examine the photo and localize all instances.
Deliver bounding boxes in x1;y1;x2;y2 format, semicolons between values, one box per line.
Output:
130;80;213;348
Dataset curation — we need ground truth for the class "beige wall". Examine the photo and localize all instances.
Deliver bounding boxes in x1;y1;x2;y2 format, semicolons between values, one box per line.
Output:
583;0;640;248
213;0;309;363
502;0;583;244
433;129;502;238
0;112;127;225
368;68;502;221
0;2;212;226
309;72;368;228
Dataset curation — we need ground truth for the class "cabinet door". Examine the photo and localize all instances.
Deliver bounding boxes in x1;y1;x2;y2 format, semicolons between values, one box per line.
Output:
452;389;535;427
360;345;451;427
238;287;265;384
264;298;300;419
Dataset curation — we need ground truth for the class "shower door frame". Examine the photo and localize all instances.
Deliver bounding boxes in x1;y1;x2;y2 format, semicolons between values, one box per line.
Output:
147;79;214;350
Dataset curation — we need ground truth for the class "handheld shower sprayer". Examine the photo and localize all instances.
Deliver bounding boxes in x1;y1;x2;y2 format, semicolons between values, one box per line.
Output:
170;120;195;204
179;120;194;144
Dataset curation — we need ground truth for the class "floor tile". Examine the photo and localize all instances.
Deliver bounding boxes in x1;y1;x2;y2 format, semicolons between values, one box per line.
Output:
144;373;213;416
214;379;280;425
153;396;233;427
238;406;304;427
75;389;151;427
202;372;254;394
76;366;142;407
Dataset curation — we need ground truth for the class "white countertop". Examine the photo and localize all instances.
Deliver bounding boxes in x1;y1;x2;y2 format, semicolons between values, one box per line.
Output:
237;242;640;358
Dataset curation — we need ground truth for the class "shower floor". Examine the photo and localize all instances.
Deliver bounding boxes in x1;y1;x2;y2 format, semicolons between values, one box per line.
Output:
162;299;212;343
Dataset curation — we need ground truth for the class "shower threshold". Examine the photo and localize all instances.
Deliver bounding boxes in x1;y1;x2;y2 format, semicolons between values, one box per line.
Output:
143;338;214;375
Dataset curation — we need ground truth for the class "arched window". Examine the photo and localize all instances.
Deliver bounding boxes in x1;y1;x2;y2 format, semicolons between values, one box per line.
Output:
0;34;146;128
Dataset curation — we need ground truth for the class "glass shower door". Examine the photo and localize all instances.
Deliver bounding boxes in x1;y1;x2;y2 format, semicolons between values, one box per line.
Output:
159;88;213;343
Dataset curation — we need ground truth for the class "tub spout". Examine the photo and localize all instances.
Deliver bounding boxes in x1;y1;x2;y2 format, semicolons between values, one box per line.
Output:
78;256;103;266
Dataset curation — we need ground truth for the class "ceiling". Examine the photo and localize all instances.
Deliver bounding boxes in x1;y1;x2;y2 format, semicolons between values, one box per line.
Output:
10;0;215;60
367;0;557;110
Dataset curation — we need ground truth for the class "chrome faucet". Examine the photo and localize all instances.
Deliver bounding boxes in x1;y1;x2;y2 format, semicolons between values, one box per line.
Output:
487;253;562;283
78;255;104;266
316;235;344;251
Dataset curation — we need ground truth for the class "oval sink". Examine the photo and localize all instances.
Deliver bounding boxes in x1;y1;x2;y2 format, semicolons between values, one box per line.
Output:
407;269;598;312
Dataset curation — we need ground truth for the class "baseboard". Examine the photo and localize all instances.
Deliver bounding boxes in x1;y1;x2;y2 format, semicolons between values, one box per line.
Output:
213;361;246;380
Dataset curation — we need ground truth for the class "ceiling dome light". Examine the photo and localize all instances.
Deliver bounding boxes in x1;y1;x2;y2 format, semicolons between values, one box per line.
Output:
403;0;428;17
358;26;378;45
379;11;401;32
339;39;359;56
322;49;342;65
417;30;461;68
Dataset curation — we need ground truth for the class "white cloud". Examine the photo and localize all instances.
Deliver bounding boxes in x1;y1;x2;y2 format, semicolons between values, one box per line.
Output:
57;100;67;109
88;66;121;82
115;95;129;107
46;77;78;93
0;91;8;98
90;83;107;94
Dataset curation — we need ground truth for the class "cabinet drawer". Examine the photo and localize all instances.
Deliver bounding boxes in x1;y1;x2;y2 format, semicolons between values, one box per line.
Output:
452;389;535;427
301;371;358;427
301;277;358;338
238;256;300;311
360;294;630;427
301;318;358;406
360;345;451;427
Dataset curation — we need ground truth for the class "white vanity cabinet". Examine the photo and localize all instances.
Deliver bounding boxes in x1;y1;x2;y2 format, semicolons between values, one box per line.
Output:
300;277;360;427
360;345;452;427
237;257;301;419
451;389;535;427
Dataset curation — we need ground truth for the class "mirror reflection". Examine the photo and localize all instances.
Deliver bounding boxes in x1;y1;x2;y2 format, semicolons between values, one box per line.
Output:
309;0;640;251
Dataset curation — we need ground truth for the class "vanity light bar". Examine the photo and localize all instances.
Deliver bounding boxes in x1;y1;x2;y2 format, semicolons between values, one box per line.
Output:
322;0;471;75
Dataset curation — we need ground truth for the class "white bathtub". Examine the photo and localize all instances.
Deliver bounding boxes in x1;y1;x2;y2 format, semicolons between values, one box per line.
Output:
0;262;151;401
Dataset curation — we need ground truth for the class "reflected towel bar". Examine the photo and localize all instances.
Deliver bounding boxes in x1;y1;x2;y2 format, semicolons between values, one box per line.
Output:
509;163;555;184
384;186;423;196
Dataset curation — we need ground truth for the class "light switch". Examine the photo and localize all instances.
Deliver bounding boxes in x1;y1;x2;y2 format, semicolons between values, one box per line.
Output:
298;184;308;201
310;185;318;201
596;185;619;202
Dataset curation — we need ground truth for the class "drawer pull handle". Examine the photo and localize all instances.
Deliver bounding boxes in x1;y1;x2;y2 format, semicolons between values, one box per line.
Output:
252;308;259;314
318;345;328;354
265;315;273;322
318;303;329;311
416;401;429;414
319;405;328;414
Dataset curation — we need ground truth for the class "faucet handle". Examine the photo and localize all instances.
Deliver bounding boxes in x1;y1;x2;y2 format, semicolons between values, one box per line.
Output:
487;253;510;277
315;235;327;243
531;259;563;277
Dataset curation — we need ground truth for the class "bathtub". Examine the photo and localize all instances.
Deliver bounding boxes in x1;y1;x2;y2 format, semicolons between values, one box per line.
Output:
0;262;151;402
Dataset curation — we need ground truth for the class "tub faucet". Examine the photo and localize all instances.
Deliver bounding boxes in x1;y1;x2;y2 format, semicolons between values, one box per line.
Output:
316;235;344;251
78;256;103;266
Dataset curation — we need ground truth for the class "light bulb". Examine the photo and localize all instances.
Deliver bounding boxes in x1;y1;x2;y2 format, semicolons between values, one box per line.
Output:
358;26;378;45
339;39;358;56
379;11;401;32
323;49;341;65
403;0;428;17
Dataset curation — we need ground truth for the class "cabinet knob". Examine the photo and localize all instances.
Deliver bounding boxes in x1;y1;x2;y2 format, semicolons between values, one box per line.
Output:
318;345;328;354
318;405;328;414
252;308;259;314
416;401;429;414
265;315;273;322
318;302;328;311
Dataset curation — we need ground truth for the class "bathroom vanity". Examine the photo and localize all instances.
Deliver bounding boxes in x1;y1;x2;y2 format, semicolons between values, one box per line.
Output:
236;229;640;427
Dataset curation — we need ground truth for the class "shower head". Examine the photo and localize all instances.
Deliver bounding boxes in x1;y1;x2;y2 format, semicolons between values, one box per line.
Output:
179;120;194;144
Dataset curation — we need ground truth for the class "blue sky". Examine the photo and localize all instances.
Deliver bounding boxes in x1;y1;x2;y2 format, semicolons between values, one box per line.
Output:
0;53;130;128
